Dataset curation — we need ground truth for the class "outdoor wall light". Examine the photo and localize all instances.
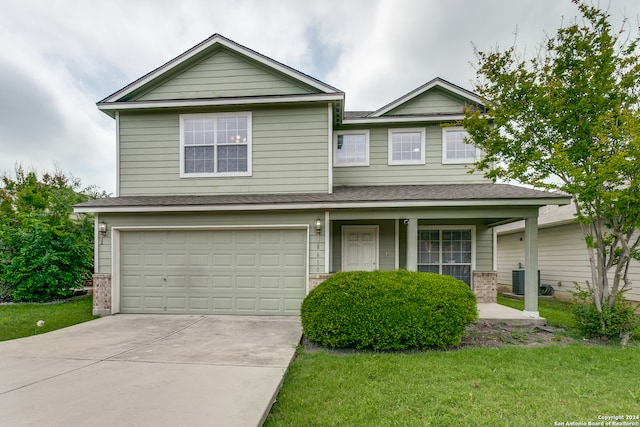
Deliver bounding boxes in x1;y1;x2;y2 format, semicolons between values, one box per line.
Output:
98;221;108;245
98;221;107;237
315;218;322;235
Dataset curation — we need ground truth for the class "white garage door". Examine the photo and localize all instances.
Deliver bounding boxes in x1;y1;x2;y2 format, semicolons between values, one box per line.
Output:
119;229;307;315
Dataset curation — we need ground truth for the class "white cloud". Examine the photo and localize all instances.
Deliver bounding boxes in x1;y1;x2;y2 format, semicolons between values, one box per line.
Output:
0;0;638;193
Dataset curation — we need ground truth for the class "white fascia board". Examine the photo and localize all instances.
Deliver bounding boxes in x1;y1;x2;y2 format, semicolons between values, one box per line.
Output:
98;93;344;112
496;217;577;235
371;79;484;117
74;198;571;214
342;114;466;125
101;34;340;104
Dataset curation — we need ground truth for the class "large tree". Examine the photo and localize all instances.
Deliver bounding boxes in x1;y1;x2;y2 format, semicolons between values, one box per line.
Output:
0;166;102;302
463;0;640;334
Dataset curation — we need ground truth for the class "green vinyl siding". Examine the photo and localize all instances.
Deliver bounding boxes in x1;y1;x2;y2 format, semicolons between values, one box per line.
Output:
385;88;466;115
118;105;329;196
135;48;316;101
333;126;488;186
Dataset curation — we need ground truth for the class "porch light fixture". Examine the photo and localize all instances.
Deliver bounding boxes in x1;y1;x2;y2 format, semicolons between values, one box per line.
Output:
98;221;107;245
315;218;322;235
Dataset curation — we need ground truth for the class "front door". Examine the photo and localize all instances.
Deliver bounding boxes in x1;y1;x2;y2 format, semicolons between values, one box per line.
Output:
342;226;379;271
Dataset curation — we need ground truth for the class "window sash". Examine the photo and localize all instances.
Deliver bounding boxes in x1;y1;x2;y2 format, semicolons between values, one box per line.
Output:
388;128;425;165
181;113;250;176
417;228;473;285
335;131;369;166
443;128;477;163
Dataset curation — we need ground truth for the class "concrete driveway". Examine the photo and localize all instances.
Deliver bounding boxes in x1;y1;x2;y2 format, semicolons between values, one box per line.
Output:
0;315;302;427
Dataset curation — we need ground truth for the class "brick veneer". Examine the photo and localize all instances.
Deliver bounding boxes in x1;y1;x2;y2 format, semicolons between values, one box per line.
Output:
93;273;112;316
472;271;497;303
308;274;332;291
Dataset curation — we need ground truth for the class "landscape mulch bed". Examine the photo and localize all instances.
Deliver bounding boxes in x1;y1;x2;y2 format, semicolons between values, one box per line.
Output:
300;323;591;354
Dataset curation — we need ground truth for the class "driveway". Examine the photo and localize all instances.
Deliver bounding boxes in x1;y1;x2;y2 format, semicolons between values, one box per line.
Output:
0;315;302;427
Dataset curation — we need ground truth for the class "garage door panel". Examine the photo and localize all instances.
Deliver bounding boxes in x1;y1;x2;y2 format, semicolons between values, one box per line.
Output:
189;254;209;266
189;276;210;288
167;254;186;266
260;276;281;289
120;229;307;315
213;254;233;266
212;276;233;288
143;275;163;287
284;276;305;290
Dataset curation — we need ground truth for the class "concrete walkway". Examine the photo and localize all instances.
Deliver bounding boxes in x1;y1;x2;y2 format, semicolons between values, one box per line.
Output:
477;303;546;326
0;315;302;427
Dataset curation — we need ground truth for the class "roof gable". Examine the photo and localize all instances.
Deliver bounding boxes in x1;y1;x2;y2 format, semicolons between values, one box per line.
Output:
371;78;484;117
100;34;341;104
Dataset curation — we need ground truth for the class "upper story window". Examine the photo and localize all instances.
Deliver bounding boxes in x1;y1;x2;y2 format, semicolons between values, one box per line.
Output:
442;127;478;164
180;112;252;177
334;130;369;167
388;128;425;165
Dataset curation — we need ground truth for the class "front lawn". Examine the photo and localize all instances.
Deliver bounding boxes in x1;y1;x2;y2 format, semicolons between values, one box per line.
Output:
265;344;640;426
266;294;640;426
497;293;577;328
0;295;97;341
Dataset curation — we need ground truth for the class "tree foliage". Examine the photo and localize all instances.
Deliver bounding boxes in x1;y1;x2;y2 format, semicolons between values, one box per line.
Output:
463;0;640;336
0;166;101;302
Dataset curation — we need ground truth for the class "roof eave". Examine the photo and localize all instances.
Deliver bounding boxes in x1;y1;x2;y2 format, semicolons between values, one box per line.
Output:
97;93;345;117
74;197;571;214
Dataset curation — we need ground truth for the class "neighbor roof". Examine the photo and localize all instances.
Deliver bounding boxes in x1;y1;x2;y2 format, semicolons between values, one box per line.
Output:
75;184;570;213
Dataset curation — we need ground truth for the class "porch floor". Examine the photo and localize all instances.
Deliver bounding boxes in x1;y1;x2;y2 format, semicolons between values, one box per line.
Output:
477;303;546;326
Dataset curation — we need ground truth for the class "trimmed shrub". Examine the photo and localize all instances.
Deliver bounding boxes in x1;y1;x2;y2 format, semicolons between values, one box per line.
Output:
301;270;478;350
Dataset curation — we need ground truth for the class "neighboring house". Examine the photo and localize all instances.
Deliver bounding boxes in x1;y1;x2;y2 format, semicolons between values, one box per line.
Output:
496;203;640;302
75;34;570;316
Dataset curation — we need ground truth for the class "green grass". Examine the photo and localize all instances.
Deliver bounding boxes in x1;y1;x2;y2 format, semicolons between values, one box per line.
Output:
265;345;640;427
497;293;577;328
0;295;97;341
267;295;640;426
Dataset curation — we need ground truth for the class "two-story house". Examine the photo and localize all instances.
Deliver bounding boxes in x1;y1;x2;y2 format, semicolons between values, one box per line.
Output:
75;34;570;317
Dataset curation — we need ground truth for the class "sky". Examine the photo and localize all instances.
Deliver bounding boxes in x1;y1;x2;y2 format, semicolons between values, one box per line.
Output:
1;0;639;195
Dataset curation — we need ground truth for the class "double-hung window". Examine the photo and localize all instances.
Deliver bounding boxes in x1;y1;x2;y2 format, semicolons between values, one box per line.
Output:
417;227;475;285
334;130;369;166
180;112;252;177
442;127;478;164
388;128;425;165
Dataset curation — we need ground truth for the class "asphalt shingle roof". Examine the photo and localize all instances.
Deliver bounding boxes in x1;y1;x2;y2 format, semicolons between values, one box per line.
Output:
75;184;569;209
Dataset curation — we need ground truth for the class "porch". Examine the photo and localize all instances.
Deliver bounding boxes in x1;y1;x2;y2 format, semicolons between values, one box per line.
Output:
477;303;546;326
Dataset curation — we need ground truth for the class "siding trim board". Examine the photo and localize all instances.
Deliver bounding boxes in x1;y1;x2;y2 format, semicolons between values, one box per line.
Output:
110;224;310;315
99;93;344;115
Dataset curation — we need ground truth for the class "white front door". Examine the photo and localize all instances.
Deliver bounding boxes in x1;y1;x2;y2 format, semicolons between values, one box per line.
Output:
342;226;379;271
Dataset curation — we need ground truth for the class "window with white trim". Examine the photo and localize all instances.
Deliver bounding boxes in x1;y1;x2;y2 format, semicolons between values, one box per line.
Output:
388;128;425;165
334;130;369;166
180;112;252;177
442;127;478;164
417;227;474;285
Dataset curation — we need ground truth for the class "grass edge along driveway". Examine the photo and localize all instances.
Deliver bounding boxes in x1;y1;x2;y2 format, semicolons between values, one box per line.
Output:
0;295;97;341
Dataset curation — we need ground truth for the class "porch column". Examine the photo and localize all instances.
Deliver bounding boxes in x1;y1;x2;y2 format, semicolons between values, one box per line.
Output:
406;217;418;271
523;215;539;317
